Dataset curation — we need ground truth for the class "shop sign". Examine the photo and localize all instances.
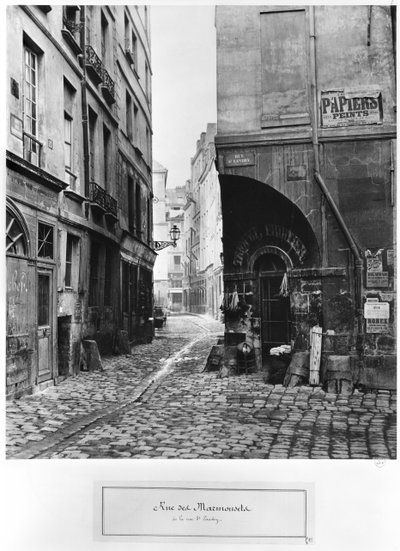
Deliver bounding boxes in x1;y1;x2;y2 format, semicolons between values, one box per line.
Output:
364;302;389;319
320;88;382;128
225;152;255;167
366;272;388;287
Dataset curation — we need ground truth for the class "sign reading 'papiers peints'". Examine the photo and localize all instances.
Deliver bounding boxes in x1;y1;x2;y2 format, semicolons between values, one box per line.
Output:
320;88;382;127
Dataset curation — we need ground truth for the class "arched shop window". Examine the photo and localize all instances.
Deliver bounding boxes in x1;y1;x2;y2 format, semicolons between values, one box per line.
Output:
6;205;29;257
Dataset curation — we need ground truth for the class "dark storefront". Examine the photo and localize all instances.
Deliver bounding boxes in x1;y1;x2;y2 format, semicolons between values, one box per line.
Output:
217;139;395;390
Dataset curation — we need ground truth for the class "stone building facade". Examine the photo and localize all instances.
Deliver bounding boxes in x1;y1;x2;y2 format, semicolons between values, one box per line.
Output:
152;160;169;307
6;5;155;399
165;187;185;312
183;124;224;318
152;165;185;312
215;5;396;389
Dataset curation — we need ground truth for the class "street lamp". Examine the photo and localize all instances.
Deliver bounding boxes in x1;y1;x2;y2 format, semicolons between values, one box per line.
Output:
153;224;181;251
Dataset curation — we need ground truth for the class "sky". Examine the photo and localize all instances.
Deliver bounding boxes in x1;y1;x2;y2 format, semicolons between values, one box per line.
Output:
150;5;217;188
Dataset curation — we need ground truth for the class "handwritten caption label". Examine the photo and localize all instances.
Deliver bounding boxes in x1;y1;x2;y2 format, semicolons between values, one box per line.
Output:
98;484;313;543
153;501;251;526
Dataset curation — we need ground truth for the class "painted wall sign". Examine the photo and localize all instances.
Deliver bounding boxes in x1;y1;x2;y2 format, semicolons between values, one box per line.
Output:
225;152;255;167
320;88;382;127
286;164;307;181
366;320;389;334
366;272;389;288
365;248;383;272
364;302;389;319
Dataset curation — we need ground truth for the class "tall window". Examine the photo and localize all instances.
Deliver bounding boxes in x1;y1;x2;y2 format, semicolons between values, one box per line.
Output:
64;78;76;188
23;46;39;166
124;13;129;49
135;182;142;238
133;104;138;144
126;91;132;140
131;31;137;62
174;255;181;267
145;62;150;99
128;175;134;232
65;234;73;288
101;11;109;65
103;124;111;187
89;108;97;181
63;5;80;42
64;114;72;177
124;12;137;66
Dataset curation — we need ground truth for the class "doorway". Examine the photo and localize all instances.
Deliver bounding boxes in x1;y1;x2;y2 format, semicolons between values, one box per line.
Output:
256;254;291;356
37;270;53;382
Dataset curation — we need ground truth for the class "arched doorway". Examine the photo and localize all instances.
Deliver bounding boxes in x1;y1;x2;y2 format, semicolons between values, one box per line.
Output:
254;253;291;355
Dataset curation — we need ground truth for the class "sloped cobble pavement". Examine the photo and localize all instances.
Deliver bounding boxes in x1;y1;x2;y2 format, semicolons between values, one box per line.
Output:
6;315;396;460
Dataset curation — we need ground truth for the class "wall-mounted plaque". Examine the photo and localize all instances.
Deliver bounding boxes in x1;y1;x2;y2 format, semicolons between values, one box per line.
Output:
225;152;255;167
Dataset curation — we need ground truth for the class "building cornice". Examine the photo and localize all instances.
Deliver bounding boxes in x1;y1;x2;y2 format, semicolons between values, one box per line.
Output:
6;150;68;193
215;124;396;148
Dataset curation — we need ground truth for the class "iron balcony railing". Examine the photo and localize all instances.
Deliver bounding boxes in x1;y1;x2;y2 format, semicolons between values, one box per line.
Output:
85;44;116;104
63;17;83;36
85;44;103;84
89;182;117;218
104;190;118;217
101;66;116;104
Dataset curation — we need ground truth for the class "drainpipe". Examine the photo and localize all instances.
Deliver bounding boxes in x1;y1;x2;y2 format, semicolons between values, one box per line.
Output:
309;6;364;339
391;6;396;87
80;6;90;199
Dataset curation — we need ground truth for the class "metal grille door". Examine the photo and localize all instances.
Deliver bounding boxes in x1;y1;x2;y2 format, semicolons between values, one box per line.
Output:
261;275;291;354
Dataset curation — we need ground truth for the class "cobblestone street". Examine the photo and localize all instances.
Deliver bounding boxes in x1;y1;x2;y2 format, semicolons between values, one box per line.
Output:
6;314;396;460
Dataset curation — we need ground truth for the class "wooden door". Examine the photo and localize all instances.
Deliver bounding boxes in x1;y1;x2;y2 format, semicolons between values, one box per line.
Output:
37;271;53;381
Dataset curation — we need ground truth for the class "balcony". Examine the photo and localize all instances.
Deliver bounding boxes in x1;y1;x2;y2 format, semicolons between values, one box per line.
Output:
85;45;103;85
85;45;116;105
100;67;116;105
89;182;118;221
61;17;82;55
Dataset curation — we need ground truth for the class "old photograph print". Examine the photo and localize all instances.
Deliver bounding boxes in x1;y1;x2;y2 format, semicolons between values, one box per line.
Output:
5;5;396;460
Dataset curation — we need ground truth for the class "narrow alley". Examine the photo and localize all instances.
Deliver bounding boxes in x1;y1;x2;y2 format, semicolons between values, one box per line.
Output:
7;314;396;460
